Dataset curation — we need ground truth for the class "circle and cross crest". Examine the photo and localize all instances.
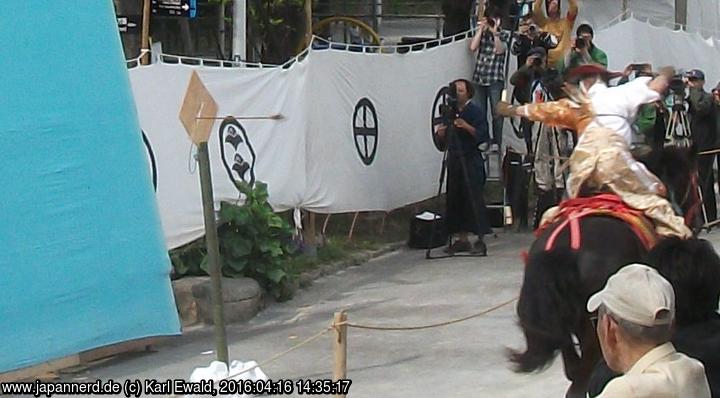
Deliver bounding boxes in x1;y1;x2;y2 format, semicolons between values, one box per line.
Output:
352;98;378;166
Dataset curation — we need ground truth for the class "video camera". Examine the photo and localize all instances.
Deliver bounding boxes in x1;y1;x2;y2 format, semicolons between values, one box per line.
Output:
666;73;688;112
669;74;686;95
439;82;460;124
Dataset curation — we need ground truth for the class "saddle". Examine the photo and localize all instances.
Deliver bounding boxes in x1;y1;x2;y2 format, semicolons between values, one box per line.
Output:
537;193;658;252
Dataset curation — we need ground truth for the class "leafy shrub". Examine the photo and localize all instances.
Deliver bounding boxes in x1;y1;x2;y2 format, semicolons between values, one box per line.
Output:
213;181;297;301
169;181;297;301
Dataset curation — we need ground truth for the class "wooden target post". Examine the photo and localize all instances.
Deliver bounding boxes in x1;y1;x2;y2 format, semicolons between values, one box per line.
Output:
179;71;229;365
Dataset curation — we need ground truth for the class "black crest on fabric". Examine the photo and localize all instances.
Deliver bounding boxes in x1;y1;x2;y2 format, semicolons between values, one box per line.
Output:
352;98;378;166
141;130;158;192
219;117;256;189
431;86;451;151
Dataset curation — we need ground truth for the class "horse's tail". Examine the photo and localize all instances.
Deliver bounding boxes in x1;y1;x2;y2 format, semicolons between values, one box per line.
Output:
509;249;582;373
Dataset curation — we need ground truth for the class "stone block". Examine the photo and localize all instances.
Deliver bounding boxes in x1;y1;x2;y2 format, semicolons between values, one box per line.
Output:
191;277;263;325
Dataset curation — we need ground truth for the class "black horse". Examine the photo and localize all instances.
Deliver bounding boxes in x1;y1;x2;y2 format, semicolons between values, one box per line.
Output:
508;145;700;398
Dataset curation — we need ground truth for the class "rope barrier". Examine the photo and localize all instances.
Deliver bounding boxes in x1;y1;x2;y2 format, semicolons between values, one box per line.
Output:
221;327;332;380
338;296;518;331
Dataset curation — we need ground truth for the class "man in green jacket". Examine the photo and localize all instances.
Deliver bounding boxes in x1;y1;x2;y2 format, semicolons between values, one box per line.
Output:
557;23;607;74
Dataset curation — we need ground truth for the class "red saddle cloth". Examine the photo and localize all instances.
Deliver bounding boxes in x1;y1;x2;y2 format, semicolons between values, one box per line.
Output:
537;193;658;252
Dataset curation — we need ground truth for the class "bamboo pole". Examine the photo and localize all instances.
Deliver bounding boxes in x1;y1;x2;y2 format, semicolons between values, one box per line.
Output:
197;142;230;365
305;0;313;47
333;311;348;398
141;0;151;65
675;0;687;30
621;0;628;20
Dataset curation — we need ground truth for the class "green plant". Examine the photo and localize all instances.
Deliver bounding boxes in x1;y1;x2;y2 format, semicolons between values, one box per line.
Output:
247;0;308;63
212;181;297;301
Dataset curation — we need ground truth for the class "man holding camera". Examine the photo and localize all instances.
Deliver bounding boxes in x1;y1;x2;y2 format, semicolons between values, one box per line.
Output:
686;69;718;222
470;9;510;149
509;47;569;230
506;47;551;231
512;16;559;67
557;24;608;74
434;79;492;255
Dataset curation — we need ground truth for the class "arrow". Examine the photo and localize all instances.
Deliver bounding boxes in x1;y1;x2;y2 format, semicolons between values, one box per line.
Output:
182;3;189;10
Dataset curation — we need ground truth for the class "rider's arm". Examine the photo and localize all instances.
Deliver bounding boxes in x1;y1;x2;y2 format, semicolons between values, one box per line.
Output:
620;76;662;110
513;99;582;131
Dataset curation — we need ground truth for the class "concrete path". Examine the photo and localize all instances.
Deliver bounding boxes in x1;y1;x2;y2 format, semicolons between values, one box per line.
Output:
54;230;720;397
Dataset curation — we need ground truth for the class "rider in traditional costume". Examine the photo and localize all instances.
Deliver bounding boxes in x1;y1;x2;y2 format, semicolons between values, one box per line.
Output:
498;64;692;238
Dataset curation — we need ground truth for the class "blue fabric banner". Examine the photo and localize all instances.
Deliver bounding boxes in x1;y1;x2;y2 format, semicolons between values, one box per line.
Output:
0;1;180;373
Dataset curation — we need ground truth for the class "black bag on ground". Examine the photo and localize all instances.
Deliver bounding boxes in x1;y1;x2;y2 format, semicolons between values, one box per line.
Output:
408;211;448;249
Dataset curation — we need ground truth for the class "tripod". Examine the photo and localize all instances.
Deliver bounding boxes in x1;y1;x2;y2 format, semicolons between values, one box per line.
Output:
662;96;710;230
426;122;490;259
664;96;692;147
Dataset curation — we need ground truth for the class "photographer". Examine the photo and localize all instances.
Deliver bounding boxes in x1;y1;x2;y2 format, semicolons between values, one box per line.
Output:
511;16;559;67
686;69;718;222
557;24;608;74
434;79;492;255
470;8;510;149
506;47;551;231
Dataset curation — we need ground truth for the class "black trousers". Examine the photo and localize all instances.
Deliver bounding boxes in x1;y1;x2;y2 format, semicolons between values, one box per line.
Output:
445;152;492;236
533;187;563;230
698;155;718;223
504;151;530;229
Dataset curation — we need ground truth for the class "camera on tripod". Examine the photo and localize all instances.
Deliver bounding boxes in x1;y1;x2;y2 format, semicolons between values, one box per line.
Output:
668;74;688;111
439;82;460;124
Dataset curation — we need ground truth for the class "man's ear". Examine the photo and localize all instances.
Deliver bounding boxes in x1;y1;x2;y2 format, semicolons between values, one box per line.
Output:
606;316;621;348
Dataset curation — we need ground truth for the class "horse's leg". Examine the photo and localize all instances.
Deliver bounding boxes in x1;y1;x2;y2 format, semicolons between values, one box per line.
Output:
565;318;602;398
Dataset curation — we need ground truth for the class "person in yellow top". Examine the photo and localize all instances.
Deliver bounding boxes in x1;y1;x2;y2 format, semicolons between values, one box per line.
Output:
532;0;579;67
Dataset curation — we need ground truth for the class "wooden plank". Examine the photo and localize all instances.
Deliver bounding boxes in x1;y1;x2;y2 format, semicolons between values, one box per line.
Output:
78;336;165;363
0;355;79;383
0;336;168;383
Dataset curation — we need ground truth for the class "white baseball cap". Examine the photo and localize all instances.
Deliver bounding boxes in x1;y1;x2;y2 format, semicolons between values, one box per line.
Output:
587;263;675;327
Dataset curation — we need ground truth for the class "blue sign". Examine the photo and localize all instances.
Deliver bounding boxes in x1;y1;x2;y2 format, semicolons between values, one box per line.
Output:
151;0;197;18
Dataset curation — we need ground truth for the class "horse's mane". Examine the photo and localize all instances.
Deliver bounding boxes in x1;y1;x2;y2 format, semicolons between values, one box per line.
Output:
646;238;720;326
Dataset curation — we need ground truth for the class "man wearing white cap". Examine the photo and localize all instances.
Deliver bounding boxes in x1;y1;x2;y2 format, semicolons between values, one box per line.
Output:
587;263;711;397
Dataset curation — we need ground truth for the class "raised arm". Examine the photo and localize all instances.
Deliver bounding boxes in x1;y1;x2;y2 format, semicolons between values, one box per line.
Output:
532;0;547;26
567;0;579;22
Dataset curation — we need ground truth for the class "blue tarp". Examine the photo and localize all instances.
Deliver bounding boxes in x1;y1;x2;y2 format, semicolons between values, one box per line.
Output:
0;1;180;372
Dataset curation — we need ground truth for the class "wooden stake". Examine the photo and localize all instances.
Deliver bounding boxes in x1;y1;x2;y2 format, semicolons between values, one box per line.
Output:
348;212;360;241
333;311;348;398
197;142;230;365
304;211;317;256
141;0;151;65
